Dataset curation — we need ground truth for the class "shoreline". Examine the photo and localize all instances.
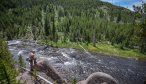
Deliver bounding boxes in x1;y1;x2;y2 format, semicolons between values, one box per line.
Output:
41;41;146;60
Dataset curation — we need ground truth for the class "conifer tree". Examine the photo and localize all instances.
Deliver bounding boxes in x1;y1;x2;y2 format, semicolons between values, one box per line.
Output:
0;39;18;84
18;55;26;72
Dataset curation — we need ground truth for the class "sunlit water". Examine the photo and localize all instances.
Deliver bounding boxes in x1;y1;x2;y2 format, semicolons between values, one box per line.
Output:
8;40;146;84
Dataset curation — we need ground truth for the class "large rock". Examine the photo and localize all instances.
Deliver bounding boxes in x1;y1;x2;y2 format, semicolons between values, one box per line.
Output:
34;60;118;84
34;60;67;84
77;72;118;84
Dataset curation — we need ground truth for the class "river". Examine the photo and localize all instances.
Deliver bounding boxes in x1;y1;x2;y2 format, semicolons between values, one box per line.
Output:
8;40;146;84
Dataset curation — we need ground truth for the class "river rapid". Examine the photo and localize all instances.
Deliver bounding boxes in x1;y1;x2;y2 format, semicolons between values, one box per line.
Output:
8;40;146;84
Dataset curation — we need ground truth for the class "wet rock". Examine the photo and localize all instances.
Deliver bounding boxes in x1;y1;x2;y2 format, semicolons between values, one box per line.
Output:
34;59;67;84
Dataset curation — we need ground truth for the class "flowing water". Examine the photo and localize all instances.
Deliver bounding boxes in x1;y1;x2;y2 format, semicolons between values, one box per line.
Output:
8;40;146;84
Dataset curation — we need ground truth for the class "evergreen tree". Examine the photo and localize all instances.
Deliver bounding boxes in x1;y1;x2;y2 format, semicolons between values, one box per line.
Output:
18;55;26;73
0;39;18;84
117;11;121;23
133;3;146;53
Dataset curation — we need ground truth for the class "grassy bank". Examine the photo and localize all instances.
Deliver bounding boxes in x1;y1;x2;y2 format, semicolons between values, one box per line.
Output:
41;41;146;60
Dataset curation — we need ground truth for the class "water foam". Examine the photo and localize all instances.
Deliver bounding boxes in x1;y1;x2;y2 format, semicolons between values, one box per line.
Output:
8;40;21;46
61;52;71;59
64;58;77;66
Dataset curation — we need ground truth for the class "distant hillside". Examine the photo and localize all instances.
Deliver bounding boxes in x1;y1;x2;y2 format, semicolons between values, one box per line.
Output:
0;0;141;51
51;0;134;22
12;0;134;23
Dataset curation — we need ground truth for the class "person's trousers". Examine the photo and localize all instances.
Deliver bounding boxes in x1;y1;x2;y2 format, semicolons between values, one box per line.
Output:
30;59;36;71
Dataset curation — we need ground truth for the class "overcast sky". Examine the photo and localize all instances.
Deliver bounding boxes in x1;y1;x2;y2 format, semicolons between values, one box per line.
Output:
100;0;146;11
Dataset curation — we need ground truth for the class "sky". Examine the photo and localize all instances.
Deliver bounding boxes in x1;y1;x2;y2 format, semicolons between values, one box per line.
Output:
100;0;146;11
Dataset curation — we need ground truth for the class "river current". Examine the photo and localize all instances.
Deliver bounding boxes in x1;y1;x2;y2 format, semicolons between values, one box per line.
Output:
8;40;146;84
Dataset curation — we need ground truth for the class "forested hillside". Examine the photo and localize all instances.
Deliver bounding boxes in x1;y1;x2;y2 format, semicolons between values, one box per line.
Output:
0;0;146;83
0;0;145;53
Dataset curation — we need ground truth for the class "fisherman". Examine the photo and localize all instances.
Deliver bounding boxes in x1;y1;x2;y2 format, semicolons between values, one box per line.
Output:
29;50;37;71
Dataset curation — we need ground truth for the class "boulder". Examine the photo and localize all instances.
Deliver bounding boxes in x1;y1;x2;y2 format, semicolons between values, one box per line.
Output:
34;60;67;84
77;72;118;84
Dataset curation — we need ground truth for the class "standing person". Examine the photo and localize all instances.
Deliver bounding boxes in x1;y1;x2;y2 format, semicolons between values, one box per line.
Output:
29;50;37;71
